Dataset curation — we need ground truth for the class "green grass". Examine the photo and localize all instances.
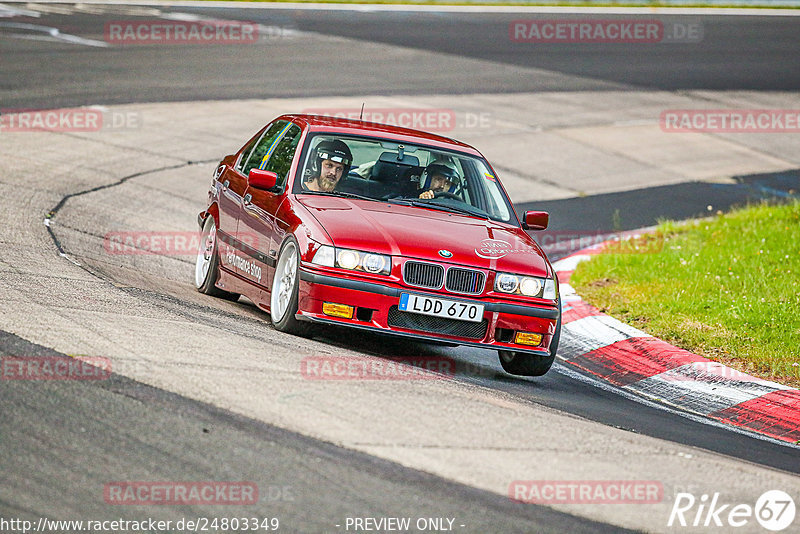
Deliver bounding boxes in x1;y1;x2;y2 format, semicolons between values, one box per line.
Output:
570;200;800;386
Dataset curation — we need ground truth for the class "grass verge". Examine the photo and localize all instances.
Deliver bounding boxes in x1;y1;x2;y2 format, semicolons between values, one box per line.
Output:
570;200;800;388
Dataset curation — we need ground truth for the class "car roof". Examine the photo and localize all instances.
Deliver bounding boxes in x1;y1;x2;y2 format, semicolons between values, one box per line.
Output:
278;114;483;156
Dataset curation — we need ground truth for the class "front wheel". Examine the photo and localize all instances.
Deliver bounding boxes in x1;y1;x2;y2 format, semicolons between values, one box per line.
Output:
497;299;561;377
195;216;239;301
498;350;555;377
270;238;308;335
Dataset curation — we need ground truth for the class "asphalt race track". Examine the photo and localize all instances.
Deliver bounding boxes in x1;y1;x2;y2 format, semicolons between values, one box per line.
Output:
1;3;799;533
4;6;800;107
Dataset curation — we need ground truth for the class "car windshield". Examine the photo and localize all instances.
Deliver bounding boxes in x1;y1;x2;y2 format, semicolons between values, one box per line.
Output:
293;134;516;224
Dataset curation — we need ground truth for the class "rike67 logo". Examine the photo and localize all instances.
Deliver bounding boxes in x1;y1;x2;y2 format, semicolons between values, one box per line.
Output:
669;490;795;531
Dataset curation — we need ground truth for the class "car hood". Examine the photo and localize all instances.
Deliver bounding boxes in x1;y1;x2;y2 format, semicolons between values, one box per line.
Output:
297;196;551;277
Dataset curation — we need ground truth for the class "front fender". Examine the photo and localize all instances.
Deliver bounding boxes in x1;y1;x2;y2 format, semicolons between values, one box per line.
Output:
276;196;333;263
198;203;220;228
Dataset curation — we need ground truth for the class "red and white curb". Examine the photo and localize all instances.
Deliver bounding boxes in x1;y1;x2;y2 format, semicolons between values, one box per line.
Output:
552;246;800;445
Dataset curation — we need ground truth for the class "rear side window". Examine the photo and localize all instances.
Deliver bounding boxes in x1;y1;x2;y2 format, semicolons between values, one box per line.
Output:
240;120;289;176
260;123;302;189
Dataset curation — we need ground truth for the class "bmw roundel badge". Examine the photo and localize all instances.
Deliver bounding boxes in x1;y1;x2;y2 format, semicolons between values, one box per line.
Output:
438;250;453;258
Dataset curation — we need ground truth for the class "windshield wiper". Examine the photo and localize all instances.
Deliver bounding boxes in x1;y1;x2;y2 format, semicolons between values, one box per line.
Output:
428;200;490;219
389;198;489;219
299;190;379;202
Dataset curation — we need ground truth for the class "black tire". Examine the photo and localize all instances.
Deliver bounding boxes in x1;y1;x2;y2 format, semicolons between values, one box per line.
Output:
497;298;562;377
498;350;555;377
270;237;309;336
194;216;240;301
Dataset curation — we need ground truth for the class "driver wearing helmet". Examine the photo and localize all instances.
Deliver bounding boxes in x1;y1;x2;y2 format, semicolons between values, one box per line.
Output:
303;139;353;192
419;161;459;199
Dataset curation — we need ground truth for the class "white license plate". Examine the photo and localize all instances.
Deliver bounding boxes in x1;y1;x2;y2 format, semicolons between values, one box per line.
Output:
398;293;484;322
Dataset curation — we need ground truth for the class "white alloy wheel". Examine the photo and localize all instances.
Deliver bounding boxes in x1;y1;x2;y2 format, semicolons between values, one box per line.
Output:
195;217;217;289
271;241;298;323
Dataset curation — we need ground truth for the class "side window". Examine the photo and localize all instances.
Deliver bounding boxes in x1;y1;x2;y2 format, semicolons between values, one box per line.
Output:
261;124;302;189
240;121;288;176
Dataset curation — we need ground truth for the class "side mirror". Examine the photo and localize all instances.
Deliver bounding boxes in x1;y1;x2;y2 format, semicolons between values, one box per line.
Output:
523;210;549;231
248;168;278;191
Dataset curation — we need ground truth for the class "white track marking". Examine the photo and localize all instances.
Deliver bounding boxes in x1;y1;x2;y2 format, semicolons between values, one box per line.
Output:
626;362;792;415
18;2;75;15
161;11;302;40
17;1;800;16
678;360;794;390
73;3;163;16
560;314;650;359
552;254;594;272
0;3;40;17
627;372;784;415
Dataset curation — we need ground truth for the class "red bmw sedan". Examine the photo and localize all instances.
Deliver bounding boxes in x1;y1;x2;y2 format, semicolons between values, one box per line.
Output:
196;114;561;376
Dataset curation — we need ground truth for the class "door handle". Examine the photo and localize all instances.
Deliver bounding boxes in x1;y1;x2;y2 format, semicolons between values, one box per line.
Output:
243;193;252;204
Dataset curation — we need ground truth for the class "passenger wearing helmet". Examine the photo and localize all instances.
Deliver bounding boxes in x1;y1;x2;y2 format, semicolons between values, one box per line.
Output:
419;161;459;199
303;139;353;192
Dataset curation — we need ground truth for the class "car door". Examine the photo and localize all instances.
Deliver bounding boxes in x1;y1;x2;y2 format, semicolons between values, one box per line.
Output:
216;159;247;252
238;121;303;289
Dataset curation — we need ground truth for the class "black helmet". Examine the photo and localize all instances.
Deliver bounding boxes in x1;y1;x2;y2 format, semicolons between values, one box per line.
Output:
421;161;459;193
313;139;353;176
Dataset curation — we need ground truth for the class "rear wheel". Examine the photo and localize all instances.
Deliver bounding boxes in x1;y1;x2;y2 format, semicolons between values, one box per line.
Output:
270;238;309;335
194;216;239;301
497;298;561;377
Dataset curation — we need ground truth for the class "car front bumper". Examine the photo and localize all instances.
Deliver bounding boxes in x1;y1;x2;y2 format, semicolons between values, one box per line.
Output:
297;268;558;356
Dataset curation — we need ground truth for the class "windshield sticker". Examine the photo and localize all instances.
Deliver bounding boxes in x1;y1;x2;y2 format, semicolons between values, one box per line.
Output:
259;122;293;169
484;173;496;182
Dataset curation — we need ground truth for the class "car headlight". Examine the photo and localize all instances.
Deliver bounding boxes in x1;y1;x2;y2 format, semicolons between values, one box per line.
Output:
362;253;387;274
495;273;519;293
495;273;557;299
337;249;359;270
519;277;543;296
311;245;391;275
